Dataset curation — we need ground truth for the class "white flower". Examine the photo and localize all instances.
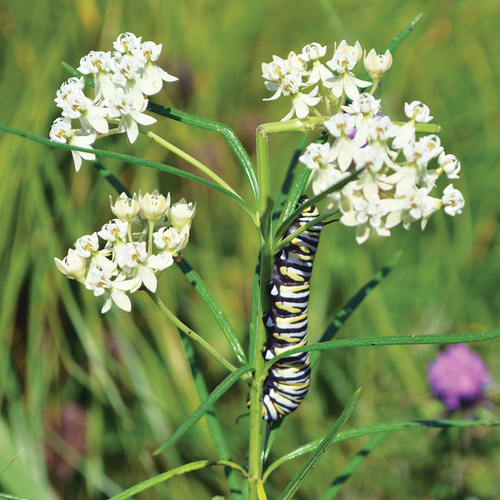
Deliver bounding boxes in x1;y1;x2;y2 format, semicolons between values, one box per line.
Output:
352;145;391;199
140;190;170;222
110;54;146;111
113;32;143;54
49;117;96;172
55;77;109;134
167;198;196;231
279;77;322;120
110;192;140;222
98;219;129;243
325;40;370;99
300;42;327;62
115;241;158;293
54;249;87;281
363;49;393;80
106;87;156;143
385;188;442;230
342;93;381;146
442;184;465;216
85;268;134;313
438;152;461;179
262;56;289;84
287;51;308;77
78;51;116;101
154;226;189;253
74;233;99;258
299;142;330;171
134;41;178;95
340;194;391;244
405;101;433;123
393;101;434;150
324;114;358;171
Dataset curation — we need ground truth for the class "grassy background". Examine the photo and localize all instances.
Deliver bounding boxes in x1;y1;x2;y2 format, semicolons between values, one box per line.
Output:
1;0;500;498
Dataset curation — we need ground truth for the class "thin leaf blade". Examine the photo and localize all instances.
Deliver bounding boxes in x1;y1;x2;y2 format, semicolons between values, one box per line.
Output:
154;365;251;454
277;388;362;500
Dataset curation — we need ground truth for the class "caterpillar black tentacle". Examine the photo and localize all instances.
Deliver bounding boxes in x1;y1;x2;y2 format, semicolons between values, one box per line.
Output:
261;196;323;421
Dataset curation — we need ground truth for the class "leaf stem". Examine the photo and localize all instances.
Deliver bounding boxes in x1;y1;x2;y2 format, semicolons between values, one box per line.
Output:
147;291;245;378
142;127;240;198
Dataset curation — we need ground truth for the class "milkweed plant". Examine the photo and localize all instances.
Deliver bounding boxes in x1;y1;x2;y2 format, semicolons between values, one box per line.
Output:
2;15;500;500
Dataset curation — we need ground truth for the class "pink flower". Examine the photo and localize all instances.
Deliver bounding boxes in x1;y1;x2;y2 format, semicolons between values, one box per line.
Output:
427;344;491;412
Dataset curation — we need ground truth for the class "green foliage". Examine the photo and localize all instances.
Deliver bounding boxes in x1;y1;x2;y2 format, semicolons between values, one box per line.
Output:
1;1;500;499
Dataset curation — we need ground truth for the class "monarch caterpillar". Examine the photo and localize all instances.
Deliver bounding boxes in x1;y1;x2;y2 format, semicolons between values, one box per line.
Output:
261;196;323;421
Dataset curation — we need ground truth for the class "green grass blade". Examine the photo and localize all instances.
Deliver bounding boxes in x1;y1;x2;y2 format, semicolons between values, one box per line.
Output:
318;433;386;500
147;101;259;204
108;460;248;500
176;259;248;365
154;365;251;454
180;335;243;499
310;251;402;367
276;388;362;500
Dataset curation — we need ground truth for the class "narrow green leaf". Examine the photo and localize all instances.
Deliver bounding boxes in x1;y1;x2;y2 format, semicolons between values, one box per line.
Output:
385;13;423;56
318;433;386;500
0;123;253;216
265;329;500;370
266;417;500;481
176;259;248;365
154;365;252;454
310;251;402;367
359;14;424;83
147;101;259;203
180;335;242;499
277;388;362;500
108;460;248;500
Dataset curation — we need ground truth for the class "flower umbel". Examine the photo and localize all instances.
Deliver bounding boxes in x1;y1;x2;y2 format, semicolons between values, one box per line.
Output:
50;32;178;171
55;191;195;313
427;344;491;412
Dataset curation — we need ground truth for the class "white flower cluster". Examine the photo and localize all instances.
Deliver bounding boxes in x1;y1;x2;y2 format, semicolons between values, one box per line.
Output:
49;32;178;171
55;191;196;313
262;40;391;120
299;96;464;243
263;40;464;244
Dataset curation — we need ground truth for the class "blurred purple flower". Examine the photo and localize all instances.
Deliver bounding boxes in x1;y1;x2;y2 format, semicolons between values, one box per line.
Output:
427;344;491;412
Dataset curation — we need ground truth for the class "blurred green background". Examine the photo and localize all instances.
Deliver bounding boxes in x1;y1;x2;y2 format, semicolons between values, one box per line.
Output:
1;0;500;498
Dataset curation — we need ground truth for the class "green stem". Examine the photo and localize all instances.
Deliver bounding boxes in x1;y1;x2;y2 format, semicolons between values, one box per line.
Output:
147;291;243;377
256;125;271;220
142;127;240;198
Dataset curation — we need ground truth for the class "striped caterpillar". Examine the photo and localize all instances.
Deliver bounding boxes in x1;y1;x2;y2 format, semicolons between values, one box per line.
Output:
261;196;323;421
